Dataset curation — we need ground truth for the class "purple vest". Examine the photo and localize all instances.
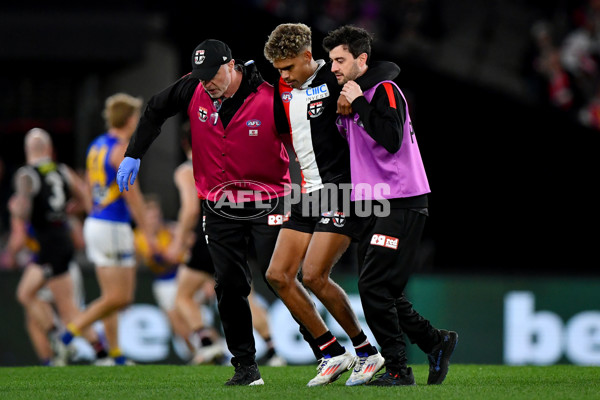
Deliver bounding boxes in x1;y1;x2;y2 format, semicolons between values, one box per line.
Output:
187;81;290;202
336;80;430;201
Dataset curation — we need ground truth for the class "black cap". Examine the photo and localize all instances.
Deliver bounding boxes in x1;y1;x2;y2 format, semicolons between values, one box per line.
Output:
190;39;232;81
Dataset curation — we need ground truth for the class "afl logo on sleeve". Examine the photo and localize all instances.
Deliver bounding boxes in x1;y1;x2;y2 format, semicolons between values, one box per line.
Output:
281;92;292;103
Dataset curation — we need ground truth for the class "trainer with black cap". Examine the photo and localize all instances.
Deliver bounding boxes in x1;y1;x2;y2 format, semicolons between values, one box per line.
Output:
191;39;232;80
116;39;311;386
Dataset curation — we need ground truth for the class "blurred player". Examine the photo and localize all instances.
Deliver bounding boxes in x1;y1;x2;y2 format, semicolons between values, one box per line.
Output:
61;93;154;366
133;194;204;359
11;128;108;365
5;214;59;365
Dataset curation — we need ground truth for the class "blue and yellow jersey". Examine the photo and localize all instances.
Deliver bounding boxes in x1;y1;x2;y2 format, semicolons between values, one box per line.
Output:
25;223;41;263
133;226;184;280
86;134;130;222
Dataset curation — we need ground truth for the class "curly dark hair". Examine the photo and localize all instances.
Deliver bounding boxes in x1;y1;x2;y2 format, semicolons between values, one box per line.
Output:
264;23;312;62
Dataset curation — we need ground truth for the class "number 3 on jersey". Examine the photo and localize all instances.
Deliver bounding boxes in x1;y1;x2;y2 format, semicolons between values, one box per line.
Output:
45;171;66;211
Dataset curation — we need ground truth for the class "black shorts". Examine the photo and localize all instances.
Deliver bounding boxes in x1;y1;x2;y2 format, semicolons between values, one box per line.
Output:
281;186;366;240
202;197;283;280
36;227;74;278
186;216;215;274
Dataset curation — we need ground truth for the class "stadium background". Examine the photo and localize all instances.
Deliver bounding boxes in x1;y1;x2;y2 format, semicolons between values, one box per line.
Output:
1;0;599;366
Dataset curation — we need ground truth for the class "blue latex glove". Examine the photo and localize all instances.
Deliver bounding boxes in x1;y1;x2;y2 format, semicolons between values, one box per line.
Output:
117;157;141;192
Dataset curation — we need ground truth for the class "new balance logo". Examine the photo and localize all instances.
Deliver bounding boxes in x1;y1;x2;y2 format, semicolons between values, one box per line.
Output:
370;234;399;250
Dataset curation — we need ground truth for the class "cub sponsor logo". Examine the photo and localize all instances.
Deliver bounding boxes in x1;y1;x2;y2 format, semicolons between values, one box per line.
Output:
370;234;399;250
305;83;330;101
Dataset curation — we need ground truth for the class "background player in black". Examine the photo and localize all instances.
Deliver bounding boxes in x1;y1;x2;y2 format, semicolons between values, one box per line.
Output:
325;25;458;386
13;128;107;365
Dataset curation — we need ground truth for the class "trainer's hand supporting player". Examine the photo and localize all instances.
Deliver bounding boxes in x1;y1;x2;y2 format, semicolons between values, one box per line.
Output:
340;81;363;104
117;157;141;192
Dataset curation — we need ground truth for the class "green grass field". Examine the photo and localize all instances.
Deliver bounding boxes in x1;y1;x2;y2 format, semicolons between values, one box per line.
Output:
1;364;598;400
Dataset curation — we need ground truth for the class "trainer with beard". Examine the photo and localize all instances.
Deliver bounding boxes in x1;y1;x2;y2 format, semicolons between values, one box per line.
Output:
116;39;301;386
325;25;458;386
